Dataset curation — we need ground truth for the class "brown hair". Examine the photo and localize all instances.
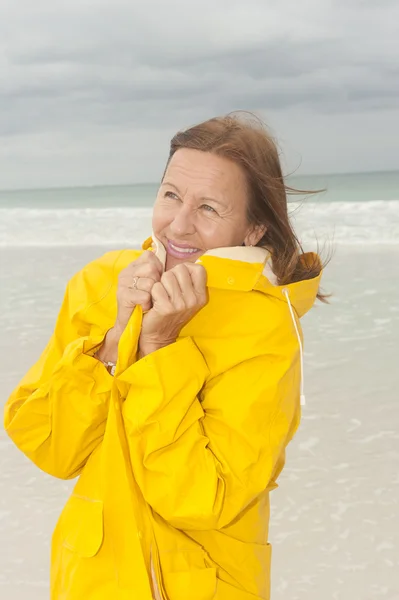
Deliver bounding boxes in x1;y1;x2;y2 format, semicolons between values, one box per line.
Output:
165;112;328;302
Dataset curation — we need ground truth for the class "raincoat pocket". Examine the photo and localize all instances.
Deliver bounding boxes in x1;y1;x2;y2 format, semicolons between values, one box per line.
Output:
60;495;104;558
163;567;217;600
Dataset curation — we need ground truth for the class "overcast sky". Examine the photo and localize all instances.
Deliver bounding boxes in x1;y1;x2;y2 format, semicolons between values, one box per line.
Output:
0;0;398;189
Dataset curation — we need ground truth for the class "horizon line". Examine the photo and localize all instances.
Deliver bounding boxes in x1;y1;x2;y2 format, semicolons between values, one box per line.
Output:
0;167;398;194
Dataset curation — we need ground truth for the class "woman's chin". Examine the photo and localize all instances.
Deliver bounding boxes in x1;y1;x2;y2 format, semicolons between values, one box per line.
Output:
165;252;202;270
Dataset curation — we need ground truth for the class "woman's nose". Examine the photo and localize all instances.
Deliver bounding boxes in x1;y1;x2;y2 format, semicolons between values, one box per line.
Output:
169;205;196;236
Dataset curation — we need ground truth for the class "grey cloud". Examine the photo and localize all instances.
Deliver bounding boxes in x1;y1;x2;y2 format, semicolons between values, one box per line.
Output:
0;0;398;186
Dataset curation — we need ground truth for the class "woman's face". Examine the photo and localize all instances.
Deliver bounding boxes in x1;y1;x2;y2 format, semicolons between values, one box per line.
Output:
152;148;262;270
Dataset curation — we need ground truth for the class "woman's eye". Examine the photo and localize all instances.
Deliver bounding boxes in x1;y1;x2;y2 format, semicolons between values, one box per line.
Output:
201;204;217;214
165;191;179;200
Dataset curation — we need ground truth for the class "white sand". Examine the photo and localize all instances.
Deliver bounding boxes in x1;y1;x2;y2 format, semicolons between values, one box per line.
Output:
1;245;398;599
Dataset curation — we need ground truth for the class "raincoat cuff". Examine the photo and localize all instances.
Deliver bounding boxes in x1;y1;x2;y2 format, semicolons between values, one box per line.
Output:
120;337;209;429
82;335;107;357
119;336;209;382
59;335;113;389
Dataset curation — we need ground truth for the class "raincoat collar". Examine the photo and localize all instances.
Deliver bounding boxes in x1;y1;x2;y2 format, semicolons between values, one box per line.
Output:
142;235;273;293
141;235;322;317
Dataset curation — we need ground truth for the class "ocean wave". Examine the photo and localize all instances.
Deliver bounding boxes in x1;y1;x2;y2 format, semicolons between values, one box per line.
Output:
0;202;398;247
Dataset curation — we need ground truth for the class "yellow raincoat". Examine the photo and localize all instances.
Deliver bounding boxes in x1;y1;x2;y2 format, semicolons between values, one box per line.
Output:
4;238;322;600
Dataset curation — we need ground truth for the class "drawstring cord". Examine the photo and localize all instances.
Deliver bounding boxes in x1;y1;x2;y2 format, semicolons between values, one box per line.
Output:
282;288;306;407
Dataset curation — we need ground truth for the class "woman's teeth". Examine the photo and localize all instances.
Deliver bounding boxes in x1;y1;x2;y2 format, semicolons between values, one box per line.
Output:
170;243;199;254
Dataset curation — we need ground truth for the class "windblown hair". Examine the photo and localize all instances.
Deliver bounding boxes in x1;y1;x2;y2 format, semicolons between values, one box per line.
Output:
165;112;328;301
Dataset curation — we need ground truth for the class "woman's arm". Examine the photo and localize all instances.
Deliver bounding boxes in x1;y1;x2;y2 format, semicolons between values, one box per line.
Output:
3;277;115;480
2;246;133;480
4;248;162;480
120;325;301;531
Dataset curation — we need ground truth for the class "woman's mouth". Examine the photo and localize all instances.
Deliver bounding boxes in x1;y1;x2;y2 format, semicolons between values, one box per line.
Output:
167;240;202;259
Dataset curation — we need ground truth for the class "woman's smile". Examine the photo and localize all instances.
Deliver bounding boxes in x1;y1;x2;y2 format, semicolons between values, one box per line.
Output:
166;239;202;260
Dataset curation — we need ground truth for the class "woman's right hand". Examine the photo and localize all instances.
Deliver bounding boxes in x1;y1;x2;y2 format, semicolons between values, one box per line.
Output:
95;251;163;364
114;250;163;336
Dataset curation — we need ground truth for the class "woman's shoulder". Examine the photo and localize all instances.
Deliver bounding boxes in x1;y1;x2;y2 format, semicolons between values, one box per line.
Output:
80;248;142;279
66;248;143;316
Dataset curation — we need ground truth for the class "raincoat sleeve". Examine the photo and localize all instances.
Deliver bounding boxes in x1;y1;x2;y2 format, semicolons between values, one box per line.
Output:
4;257;121;480
120;321;301;531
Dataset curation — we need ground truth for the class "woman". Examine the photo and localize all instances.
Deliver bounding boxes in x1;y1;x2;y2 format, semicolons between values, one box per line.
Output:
4;114;324;600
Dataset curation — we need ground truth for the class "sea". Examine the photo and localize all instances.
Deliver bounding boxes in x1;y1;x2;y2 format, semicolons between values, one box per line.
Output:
1;170;399;600
0;170;398;248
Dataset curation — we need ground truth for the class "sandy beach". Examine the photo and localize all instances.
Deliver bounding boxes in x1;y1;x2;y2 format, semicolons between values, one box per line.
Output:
1;244;398;599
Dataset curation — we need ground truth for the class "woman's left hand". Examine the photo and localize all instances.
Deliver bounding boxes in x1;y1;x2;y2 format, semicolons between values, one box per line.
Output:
139;263;207;357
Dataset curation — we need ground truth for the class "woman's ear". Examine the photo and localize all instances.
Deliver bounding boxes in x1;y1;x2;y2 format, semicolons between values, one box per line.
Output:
244;224;267;247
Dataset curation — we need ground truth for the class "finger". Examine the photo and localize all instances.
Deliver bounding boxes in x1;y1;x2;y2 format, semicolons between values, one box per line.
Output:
127;276;155;294
137;294;153;312
151;281;173;311
119;290;152;310
140;250;164;276
184;263;207;297
160;272;185;308
170;264;197;306
124;251;163;278
127;262;162;283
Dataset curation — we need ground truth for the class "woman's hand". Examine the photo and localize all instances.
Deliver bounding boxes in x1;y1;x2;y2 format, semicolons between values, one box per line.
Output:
139;263;207;357
114;251;163;335
95;251;163;364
